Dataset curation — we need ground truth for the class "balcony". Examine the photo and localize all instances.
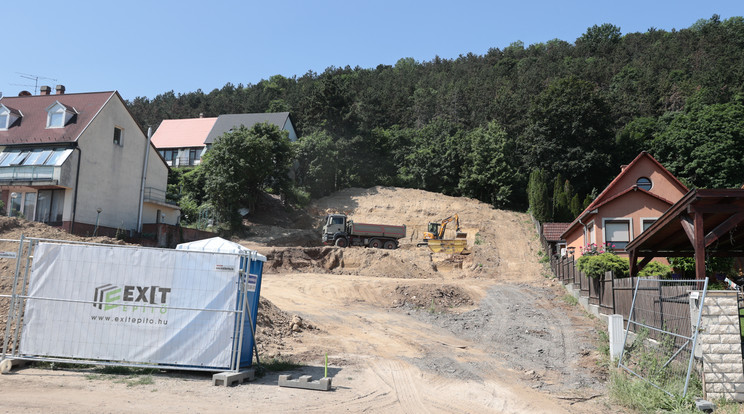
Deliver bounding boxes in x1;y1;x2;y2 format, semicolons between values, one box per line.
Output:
143;187;179;207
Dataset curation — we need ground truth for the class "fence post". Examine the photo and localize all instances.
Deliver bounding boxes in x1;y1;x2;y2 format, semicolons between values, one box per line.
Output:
611;271;616;315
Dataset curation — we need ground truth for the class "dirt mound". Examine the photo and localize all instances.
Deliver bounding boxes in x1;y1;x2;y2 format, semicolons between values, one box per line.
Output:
391;284;474;311
255;297;318;360
263;245;480;278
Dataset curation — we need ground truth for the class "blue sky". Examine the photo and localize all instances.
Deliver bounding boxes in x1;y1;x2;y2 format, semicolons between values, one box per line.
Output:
2;1;741;101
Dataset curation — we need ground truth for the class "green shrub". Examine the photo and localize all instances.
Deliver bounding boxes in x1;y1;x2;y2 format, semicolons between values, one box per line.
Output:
638;261;672;278
577;252;629;279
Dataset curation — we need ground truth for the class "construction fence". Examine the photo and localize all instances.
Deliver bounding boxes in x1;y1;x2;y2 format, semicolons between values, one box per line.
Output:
1;236;263;373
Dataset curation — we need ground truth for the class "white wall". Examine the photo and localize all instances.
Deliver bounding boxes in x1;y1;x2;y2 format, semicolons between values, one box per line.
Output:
74;94;168;231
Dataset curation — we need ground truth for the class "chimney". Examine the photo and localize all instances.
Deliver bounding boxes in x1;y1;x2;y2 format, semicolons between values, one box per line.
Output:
199;113;204;118
40;85;51;95
55;85;66;95
620;164;628;172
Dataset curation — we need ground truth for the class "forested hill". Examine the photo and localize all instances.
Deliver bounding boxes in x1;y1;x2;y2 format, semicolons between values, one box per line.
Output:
127;15;744;214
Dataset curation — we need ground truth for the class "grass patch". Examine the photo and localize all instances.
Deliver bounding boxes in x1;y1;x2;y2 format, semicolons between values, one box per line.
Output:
260;358;302;373
609;370;702;413
562;294;578;306
85;366;157;387
474;233;483;245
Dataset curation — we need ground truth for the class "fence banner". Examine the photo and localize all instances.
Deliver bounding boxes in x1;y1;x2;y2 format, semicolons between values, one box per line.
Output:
20;243;241;369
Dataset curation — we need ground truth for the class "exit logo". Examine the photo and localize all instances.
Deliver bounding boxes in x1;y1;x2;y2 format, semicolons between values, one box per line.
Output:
93;284;171;311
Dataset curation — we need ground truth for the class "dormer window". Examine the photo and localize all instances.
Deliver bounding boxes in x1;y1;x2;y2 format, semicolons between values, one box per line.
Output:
0;104;22;130
45;101;76;128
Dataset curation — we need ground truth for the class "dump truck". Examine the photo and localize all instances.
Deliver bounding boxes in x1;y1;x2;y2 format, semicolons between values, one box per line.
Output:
322;213;406;249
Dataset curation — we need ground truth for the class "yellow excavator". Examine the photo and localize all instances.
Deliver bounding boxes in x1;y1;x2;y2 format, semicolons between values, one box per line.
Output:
418;214;469;254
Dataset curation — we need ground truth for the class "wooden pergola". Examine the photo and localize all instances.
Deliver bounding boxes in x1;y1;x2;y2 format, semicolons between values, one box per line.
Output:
626;189;744;279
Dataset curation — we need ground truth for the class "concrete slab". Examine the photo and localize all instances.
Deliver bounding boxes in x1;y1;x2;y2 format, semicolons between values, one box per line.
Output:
278;374;332;391
212;369;255;386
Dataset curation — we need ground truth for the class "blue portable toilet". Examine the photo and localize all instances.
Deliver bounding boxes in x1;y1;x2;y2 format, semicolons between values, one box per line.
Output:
176;237;265;368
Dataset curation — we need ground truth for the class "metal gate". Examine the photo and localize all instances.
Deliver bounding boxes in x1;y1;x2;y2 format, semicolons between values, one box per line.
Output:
617;277;708;398
1;236;259;373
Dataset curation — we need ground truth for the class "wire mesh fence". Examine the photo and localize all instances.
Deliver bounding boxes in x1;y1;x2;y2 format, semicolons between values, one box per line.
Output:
618;277;708;398
2;237;262;373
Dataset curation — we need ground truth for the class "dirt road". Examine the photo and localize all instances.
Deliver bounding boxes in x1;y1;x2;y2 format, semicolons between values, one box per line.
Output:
0;187;610;413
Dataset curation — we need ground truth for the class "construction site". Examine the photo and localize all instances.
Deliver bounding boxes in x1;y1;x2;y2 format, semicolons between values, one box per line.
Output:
0;186;611;413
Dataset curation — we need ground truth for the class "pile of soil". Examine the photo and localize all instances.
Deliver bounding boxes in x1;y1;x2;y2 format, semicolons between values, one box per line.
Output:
255;297;318;360
390;284;474;311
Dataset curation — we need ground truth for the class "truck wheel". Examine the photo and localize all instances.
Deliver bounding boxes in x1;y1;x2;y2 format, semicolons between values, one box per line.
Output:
369;239;382;249
335;238;348;248
384;240;396;250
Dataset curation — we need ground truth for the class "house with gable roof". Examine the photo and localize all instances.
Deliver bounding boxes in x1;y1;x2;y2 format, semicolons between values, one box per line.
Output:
0;85;178;236
561;152;688;257
152;112;298;167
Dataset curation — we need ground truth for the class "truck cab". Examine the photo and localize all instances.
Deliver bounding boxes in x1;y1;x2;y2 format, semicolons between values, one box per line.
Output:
322;213;347;245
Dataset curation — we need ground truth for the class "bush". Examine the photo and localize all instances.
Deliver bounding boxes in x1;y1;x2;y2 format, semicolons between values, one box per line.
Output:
577;252;629;279
638;261;672;278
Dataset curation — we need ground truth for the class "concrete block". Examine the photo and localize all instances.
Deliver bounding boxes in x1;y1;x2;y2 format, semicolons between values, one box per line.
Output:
711;298;738;308
718;315;739;325
702;353;723;363
700;335;721;345
722;353;743;363
734;393;744;403
704;307;724;316
710;344;737;354
278;374;332;391
721;335;744;345
704;372;744;384
212;369;255;386
709;324;740;335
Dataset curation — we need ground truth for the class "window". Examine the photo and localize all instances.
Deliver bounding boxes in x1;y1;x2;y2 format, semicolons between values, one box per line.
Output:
641;218;657;233
636;177;652;191
48;110;65;127
189;148;197;165
45;101;75;128
605;219;631;250
35;189;65;224
113;127;123;146
23;192;37;221
0;104;21;130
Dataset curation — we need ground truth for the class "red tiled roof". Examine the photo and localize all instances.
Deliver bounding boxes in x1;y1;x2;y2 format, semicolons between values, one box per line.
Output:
151;118;218;149
0;92;115;145
543;222;571;241
560;152;688;239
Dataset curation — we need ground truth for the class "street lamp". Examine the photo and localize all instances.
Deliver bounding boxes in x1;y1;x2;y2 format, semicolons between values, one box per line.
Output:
94;208;102;236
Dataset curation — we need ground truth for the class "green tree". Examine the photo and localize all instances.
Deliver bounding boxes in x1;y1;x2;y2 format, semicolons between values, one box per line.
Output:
294;130;339;197
528;168;550;222
649;101;744;188
458;121;523;208
201;123;293;228
522;76;615;196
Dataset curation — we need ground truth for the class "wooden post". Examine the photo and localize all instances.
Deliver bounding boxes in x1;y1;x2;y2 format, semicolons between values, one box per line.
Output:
694;212;706;280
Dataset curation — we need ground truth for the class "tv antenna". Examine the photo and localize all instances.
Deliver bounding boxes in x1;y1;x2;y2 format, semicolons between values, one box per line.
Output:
12;72;58;95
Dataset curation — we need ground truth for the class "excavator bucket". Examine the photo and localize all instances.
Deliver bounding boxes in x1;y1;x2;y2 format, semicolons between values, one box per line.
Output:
427;239;469;254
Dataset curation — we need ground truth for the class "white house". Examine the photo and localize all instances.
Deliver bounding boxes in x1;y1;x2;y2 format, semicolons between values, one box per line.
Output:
152;112;298;167
0;86;179;236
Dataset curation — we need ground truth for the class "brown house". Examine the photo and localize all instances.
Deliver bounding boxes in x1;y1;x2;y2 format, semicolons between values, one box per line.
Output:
561;152;688;257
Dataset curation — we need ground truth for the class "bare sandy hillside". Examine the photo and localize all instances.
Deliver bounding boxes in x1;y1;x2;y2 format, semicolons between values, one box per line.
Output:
0;187;614;414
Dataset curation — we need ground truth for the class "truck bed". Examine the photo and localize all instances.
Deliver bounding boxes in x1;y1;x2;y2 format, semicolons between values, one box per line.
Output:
349;222;406;239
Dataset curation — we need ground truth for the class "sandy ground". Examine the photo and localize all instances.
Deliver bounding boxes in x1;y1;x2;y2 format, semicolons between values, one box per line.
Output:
0;187;614;413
